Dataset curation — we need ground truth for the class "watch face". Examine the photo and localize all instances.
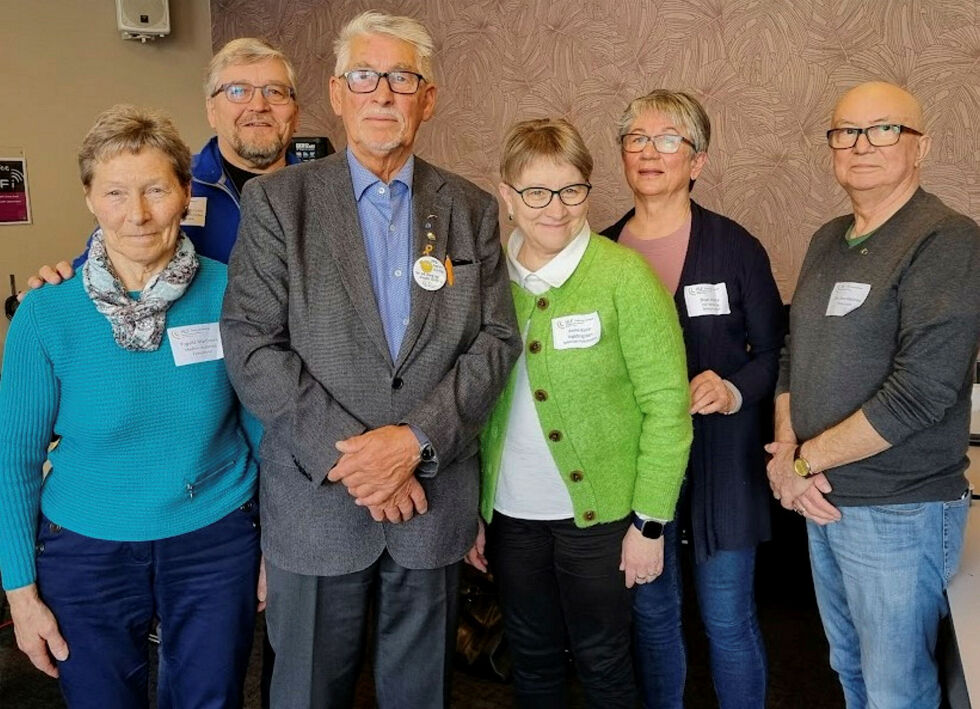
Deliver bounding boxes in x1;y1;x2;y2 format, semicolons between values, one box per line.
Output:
641;521;664;539
794;458;810;478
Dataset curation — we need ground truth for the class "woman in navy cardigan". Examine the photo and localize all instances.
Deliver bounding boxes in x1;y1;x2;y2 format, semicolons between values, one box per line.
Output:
603;90;785;709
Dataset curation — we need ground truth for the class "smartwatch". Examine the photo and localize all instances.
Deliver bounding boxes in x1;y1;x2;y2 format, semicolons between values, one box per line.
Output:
632;514;665;540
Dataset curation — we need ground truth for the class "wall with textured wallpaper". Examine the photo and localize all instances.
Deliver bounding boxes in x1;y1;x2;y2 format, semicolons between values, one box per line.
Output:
211;0;979;300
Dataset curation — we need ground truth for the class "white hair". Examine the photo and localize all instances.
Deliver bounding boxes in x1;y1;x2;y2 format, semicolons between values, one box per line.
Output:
333;11;435;82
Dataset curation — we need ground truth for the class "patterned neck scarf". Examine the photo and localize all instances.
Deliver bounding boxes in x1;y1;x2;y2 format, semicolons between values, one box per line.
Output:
82;228;199;351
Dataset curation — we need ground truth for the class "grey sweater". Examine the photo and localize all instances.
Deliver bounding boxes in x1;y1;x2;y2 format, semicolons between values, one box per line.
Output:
777;189;979;505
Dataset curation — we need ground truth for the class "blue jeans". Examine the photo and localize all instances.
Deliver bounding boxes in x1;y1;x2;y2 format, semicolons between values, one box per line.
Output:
35;501;261;709
807;495;969;709
633;522;767;709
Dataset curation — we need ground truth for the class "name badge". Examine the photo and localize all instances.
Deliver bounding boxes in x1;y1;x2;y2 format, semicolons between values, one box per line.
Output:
180;197;207;227
552;312;601;350
168;322;224;366
825;282;871;317
684;283;731;317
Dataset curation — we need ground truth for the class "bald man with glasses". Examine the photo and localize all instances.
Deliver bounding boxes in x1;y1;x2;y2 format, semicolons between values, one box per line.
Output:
767;81;979;708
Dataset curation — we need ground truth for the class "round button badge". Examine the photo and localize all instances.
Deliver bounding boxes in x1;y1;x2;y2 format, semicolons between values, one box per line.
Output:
413;256;447;291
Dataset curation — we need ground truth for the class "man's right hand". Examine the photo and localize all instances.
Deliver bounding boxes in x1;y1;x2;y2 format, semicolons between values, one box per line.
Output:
19;261;75;301
6;584;69;677
366;476;428;523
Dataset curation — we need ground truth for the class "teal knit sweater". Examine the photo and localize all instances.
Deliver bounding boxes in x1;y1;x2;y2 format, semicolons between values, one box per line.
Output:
0;258;257;590
480;234;692;526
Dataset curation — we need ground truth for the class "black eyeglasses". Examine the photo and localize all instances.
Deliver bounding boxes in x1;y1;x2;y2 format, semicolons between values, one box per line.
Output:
507;183;592;209
341;69;426;95
211;82;295;105
621;133;697;154
826;124;922;149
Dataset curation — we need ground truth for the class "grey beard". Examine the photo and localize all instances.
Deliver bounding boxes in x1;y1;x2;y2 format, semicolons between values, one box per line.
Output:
233;135;286;170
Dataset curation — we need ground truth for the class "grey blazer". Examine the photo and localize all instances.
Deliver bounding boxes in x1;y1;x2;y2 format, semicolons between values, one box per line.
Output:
221;153;521;576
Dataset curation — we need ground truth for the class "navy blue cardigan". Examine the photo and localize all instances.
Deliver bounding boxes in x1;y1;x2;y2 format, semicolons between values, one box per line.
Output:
602;201;785;561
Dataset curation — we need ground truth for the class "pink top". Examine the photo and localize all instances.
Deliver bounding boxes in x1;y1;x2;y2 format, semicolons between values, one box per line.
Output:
618;216;692;295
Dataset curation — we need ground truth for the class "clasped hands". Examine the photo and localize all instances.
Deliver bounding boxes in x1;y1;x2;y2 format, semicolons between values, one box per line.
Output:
764;441;840;525
328;424;428;524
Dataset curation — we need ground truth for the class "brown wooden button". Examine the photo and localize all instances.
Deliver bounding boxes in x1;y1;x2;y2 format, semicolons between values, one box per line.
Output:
533;389;548;401
583;510;596;521
548;430;562;442
528;340;542;354
536;297;549;310
570;470;584;482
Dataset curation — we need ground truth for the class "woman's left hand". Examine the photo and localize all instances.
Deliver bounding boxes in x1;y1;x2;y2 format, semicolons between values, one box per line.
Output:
620;524;664;589
689;370;732;415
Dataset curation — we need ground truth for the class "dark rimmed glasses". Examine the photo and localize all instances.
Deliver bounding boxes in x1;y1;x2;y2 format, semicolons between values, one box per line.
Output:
827;124;922;149
507;183;592;209
621;133;697;154
211;82;295;105
341;69;426;94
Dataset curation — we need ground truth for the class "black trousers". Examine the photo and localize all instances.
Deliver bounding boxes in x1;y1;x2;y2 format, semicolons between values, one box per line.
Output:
486;513;636;708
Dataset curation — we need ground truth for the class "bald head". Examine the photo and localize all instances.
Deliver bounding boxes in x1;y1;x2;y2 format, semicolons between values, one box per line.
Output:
832;81;924;131
829;81;931;210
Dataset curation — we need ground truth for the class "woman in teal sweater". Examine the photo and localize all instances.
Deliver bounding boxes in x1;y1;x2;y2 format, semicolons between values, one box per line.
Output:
0;105;259;708
465;118;692;707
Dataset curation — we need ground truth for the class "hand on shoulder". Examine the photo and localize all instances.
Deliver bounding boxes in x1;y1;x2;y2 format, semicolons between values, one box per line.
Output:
19;261;75;302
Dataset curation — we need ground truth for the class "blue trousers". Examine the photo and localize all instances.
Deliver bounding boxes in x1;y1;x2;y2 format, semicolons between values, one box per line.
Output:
35;501;261;709
633;522;767;709
807;496;969;709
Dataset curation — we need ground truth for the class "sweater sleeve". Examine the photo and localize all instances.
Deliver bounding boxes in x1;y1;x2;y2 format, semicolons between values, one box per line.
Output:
616;254;693;520
0;296;60;590
861;216;980;444
725;236;786;407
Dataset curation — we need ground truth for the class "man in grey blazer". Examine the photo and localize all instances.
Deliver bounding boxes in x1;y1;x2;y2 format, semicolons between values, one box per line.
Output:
220;10;520;709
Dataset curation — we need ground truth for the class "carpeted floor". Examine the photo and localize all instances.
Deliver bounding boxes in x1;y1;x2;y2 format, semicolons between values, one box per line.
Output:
1;505;845;708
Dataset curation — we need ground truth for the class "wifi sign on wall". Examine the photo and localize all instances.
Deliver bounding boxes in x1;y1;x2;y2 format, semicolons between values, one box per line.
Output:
0;158;31;225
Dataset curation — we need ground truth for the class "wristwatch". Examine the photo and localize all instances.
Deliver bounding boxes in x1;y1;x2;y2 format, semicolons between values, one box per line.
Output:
419;442;435;464
632;514;665;540
793;446;813;478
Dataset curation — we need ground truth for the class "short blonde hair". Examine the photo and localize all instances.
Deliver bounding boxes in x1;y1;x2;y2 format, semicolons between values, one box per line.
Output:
205;37;297;98
334;11;435;82
617;89;711;153
499;118;594;184
78;104;191;190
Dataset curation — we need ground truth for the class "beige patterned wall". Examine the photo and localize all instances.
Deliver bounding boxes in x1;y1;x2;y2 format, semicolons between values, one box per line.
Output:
211;0;979;300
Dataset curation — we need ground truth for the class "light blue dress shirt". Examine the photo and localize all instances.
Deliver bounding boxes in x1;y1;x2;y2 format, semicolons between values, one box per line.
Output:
347;149;415;362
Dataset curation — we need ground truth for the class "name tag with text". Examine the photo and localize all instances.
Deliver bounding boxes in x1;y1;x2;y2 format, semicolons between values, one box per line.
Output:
168;322;224;366
684;282;731;317
825;282;871;317
552;312;601;350
180;197;207;227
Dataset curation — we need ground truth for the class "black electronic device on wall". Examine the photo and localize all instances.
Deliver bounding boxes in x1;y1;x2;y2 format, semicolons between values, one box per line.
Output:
291;137;335;162
5;275;18;321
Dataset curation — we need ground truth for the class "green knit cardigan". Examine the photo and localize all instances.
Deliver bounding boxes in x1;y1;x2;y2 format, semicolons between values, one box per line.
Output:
479;233;692;526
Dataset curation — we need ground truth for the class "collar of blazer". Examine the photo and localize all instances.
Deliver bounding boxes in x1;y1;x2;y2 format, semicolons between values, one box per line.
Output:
312;153;452;370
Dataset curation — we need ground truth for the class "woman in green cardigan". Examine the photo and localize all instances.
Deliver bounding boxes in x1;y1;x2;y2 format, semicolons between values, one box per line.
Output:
465;117;692;707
